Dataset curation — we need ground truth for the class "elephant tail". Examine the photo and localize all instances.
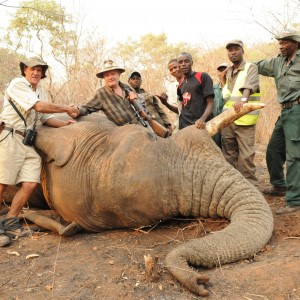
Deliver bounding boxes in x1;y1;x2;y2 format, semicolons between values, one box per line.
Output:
165;188;273;296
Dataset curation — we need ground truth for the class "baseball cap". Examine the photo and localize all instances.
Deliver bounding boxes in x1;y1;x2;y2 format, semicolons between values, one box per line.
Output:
226;40;244;49
128;71;141;79
217;62;229;70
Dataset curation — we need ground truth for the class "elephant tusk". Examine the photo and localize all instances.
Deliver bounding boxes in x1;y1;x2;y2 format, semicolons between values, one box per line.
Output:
205;103;265;136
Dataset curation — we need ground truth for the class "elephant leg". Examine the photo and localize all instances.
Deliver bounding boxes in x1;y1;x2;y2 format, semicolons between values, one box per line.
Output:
22;211;81;237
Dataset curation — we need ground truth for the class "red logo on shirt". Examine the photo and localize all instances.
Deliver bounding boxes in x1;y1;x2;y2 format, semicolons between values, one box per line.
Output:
183;92;191;106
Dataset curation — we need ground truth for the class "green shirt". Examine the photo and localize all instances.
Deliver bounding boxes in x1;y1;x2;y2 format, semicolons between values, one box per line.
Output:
213;82;225;116
255;50;300;103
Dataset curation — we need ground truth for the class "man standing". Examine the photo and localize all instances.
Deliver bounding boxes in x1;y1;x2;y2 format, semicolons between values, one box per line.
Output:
128;71;173;134
213;62;228;148
158;59;184;134
221;40;260;186
256;29;300;214
0;56;78;246
177;52;214;130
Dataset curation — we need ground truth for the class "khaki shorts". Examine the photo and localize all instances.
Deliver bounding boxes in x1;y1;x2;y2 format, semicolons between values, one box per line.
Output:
0;130;41;185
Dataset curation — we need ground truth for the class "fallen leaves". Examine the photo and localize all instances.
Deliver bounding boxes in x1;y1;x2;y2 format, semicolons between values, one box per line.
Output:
6;251;40;260
26;253;40;260
6;250;20;256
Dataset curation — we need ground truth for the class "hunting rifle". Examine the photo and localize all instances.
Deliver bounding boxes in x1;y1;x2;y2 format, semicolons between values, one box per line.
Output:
125;86;170;139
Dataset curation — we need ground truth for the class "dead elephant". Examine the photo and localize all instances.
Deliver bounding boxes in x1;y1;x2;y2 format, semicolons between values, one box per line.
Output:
25;103;273;296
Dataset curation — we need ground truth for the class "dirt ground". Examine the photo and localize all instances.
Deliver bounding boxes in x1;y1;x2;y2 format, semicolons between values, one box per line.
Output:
0;145;299;300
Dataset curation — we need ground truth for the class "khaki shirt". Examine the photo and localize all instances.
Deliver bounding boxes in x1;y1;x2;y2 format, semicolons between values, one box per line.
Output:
226;60;259;94
255;50;300;103
0;77;53;131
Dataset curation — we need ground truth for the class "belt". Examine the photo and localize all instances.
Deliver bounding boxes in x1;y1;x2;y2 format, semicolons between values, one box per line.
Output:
281;98;300;109
3;126;26;137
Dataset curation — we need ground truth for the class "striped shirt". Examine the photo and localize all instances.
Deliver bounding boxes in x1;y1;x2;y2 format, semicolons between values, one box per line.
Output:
79;82;139;126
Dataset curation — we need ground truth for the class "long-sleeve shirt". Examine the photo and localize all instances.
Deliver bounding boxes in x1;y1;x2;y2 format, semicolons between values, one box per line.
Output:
255;50;300;103
79;82;139;126
137;88;171;127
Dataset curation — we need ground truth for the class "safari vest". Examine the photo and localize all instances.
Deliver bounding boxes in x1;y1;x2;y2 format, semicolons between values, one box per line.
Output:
222;62;260;126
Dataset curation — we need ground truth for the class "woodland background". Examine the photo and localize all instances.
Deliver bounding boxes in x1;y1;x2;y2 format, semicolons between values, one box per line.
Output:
0;0;300;144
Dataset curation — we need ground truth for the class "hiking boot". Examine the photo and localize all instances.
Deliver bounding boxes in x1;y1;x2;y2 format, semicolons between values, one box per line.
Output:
275;205;300;215
262;185;287;196
0;206;10;216
2;217;32;239
0;222;10;247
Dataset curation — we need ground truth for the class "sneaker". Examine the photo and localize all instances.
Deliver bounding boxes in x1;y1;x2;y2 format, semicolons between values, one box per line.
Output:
0;233;10;247
2;217;32;239
262;185;287;196
275;205;300;215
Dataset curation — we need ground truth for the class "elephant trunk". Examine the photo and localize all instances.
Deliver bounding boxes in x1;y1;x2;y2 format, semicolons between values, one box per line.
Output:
165;160;273;296
205;103;265;136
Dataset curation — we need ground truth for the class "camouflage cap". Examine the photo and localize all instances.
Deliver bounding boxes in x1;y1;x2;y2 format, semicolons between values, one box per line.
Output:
275;29;300;43
20;56;49;79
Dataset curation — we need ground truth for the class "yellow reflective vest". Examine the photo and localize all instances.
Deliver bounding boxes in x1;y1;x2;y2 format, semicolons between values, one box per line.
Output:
222;62;260;126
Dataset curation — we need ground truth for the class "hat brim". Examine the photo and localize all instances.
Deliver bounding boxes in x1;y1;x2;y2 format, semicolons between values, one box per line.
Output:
20;61;49;79
275;35;300;43
226;43;243;49
96;68;125;78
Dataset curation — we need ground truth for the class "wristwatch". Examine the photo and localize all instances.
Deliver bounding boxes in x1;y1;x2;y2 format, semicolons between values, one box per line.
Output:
241;97;248;102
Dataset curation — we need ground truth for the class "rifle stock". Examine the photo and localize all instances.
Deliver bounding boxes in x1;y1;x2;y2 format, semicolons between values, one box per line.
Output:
130;98;170;138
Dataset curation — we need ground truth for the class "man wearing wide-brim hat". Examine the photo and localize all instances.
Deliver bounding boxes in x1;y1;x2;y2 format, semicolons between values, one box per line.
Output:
255;28;300;214
77;60;145;126
0;56;79;247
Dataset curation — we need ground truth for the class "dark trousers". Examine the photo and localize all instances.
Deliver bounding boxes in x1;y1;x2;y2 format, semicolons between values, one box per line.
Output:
267;104;300;206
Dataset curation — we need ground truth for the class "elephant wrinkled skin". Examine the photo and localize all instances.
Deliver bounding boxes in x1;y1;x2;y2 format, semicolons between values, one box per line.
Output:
30;104;273;296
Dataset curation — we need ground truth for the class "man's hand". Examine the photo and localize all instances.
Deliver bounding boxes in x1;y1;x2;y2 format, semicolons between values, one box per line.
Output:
157;93;168;105
195;118;206;129
68;104;80;118
233;101;243;113
166;124;173;136
128;91;138;102
64;120;76;125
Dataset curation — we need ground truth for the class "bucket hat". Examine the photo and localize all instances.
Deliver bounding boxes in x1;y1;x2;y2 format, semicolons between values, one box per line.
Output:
20;56;48;79
275;29;300;43
96;60;125;78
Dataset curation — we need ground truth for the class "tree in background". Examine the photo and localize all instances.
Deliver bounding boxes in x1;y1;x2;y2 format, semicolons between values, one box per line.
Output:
113;33;202;95
0;0;299;144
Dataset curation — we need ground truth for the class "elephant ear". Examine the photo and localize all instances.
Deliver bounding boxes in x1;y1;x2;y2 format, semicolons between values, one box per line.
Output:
36;126;75;167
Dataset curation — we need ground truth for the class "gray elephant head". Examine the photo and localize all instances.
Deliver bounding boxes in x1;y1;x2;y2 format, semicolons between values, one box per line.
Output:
31;103;273;296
